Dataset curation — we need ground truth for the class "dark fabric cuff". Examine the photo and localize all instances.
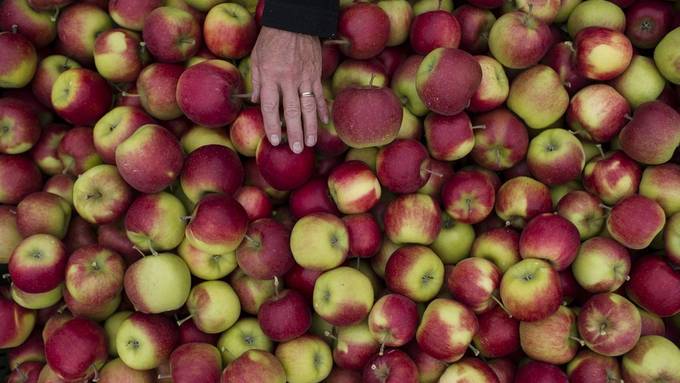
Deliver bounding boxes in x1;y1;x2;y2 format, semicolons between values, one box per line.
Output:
262;0;339;38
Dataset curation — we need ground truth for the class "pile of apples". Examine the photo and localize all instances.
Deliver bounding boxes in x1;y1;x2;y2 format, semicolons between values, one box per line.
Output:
1;0;680;381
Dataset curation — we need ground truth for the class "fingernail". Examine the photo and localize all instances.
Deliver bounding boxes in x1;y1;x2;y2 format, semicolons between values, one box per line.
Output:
306;135;316;146
292;142;302;153
270;135;280;146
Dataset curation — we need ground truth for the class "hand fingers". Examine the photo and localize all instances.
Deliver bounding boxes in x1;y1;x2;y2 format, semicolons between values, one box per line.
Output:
300;84;318;147
281;83;304;153
313;80;329;125
260;83;281;146
250;63;261;103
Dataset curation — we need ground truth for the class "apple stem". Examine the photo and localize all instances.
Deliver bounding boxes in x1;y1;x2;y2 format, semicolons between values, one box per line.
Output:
356;257;361;269
8;209;15;215
624;114;633;121
505;220;512;227
379;341;385;356
323;39;350;46
468;344;481;356
1;273;10;281
369;73;376;88
323;330;337;340
121;91;139;97
625;275;630;281
423;168;443;178
599;204;612;211
139;41;146;55
273;276;280;298
132;246;146;257
233;93;253;100
471;124;486;130
148;240;158;256
180;215;192;222
10;24;18;34
563;81;572;89
56;304;67;314
50;7;60;22
596;144;605;159
490;294;512;318
157;374;172;380
91;364;100;382
569;336;586;347
176;314;193;327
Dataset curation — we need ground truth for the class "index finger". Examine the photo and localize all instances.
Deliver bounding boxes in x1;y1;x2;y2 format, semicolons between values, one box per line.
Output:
260;83;282;146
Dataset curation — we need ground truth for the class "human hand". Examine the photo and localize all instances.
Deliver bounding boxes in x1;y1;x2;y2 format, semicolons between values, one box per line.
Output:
250;26;329;153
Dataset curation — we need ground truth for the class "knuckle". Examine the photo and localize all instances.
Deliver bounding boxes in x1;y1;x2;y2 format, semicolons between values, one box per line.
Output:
284;106;301;119
261;102;278;113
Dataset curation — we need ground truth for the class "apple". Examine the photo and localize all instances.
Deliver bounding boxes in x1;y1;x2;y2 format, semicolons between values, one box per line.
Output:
391;55;428;117
472;305;520;358
93;28;147;83
583;151;641;206
229;106;265;157
611;55;667;109
169;343;222;383
527;128;585;186
441;169;495;225
404;342;448;383
203;3;256;60
10;282;63;310
514;360;568;383
235;218;292;279
0;98;41;155
471;108;529;171
377;0;413;47
500;258;562;321
290;212;349;271
507;65;569;130
377;139;431;193
519;305;579;364
622;335;680;382
468;55;509;113
626;255;680;317
488;11;552;69
98;358;156;383
626;0;673;48
9;234;66;294
567;0;626;37
50;68;112;126
43;174;74;206
418;159;454;197
578;293;641;356
313;266;374;326
235;186;272;221
333;85;403;149
666;213;680;265
0;293;36;349
63;287;121;322
186;280;241;334
0;206;22;264
495;176;552;228
363;349;418;383
181;125;235;153
93;106;155;165
275;335;333;383
331;59;388;95
180;145;243;204
410;10;461;55
566;350;622;383
7;331;43;369
56;3;113;63
519;213;580;270
424;112;475;162
368;293;418;349
439;358;499;383
29;123;67;175
607;195;665;250
639;309;666;337
255;135;315;190
327;160;381;215
574;27;633;81
416;47;482;115
72;165;133;227
257;289;311;342
620;101;680;165
332;320;379;370
431;213;475;264
639;163;680;216
124;192;187;253
15;191;70;239
335;3;390;60
97;222;138;265
568;84;629;143
384;193;441;245
124;253;191;313
221;350;286;383
104;311;133;356
322;44;341;80
116;312;179;370
0;154;41;205
45;317;107;381
64;244;124;310
143;7;201;63
217;317;273;363
572;236;630;293
487;359;515;383
56;126;102;177
385;245;444;302
108;0;163;30
654;26;680;84
453;5;496;54
177;59;243;127
416;298;478;362
345;147;379;171
0;0;56;49
542;41;590;95
289;177;339;219
283;264;322;303
447;257;501;313
136;63;185;120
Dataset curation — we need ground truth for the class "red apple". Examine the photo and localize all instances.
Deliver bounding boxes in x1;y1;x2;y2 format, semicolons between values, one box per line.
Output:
256;136;315;191
472;306;520;358
368;293;419;348
626;256;680;317
488;11;552;69
109;0;163;31
578;293;641;356
142;6;201;63
453;5;496;54
384;194;442;245
447;257;501;313
607;195;665;250
136;63;185;121
328;160;381;215
625;0;674;49
377;139;430;194
51;68;112;126
288;177;339;220
258;289;311;342
186;193;249;254
234;186;272;221
567;84;630;143
236;218;293;280
541;41;590;95
410;10;461;55
336;3;390;60
519;213;580;271
362;349;418;383
574;27;633;81
44;317;107;382
582;151;641;206
441;169;495;225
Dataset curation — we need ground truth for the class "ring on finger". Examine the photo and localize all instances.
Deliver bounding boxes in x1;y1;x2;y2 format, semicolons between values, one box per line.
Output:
300;91;314;97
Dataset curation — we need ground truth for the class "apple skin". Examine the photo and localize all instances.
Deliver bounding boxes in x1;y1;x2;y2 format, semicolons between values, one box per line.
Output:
0;294;36;349
410;10;461;55
384;193;442;245
15;191;71;239
368;294;419;348
180;124;235;154
487;358;515;383
622;335;680;382
507;65;570;130
391;55;428;117
289;177;339;220
72;165;133;227
332;86;403;149
519;305;579;365
343;213;382;258
169;342;222;383
626;256;680;317
337;3;390;60
116;312;179;371
638;309;666;337
416;47;482;116
108;0;163;31
0;0;57;49
45;317;107;382
333;320;380;370
441;169;495;225
328;160;381;215
258;289;311;342
327;368;362;383
583;151;641;206
56;3;113;63
313;266;374;326
607;195;665;250
7;362;41;383
186;193;248;254
137;63;185;120
500;258;563;321
180;145;244;203
471;108;529;171
93;28;148;83
1;30;38;86
447;257;500;313
419;159;454;198
472;306;520;358
568;84;630;143
424;112;474;162
203;3;256;59
416;298;478;363
98;358;156;383
377;139;430;193
574;27;633;81
56;127;102;178
29;123;67;175
177;59;243;127
235;186;272;221
1;205;31;264
403;342;448;383
453;5;496;54
229;106;265;157
527;128;585;186
142;6;201;63
283;264;322;303
469;55;509;113
567;350;622;383
495;176;553;228
217;317;273;365
50;68;112;126
572;236;630;293
236;218;293;280
0;98;41;155
118;192;187;255
514;360;568;383
229;269;275;314
620;101;680;165
611;55;666;109
124;253;192;313
639;163;680;216
255;137;315;191
666;213;680;265
93;106;155;165
65;245;124;307
541;41;590;95
488;11;552;69
625;0;673;49
221;350;286;383
332;59;388;96
290;212;349;271
9;234;67;294
519;213;580;271
654;26;680;85
362;349;418;383
439;358;499;383
578;293;641;356
275;335;333;383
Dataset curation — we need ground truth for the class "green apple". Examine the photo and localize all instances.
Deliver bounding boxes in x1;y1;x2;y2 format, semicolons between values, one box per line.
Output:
654;26;680;84
275;335;333;383
180;125;235;154
430;213;475;264
290;212;349;271
312;266;374;327
10;283;62;310
123;253;192;314
116;312;178;370
178;238;237;280
104;311;133;357
186;280;241;334
567;0;625;37
507;65;569;130
217;317;273;364
611;55;666;108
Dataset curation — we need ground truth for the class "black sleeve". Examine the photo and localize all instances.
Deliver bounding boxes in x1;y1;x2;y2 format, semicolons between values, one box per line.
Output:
262;0;339;38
